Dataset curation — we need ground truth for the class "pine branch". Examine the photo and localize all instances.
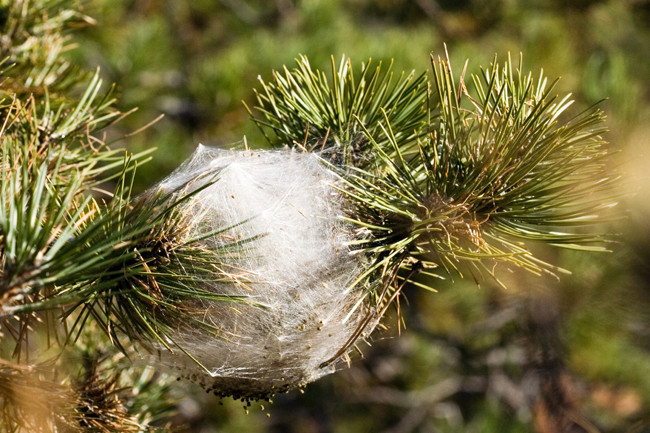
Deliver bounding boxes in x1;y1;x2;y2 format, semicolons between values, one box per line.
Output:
339;51;618;304
0;1;190;429
0;0;97;102
0;354;174;432
1;160;261;367
0;71;150;309
0;0;260;393
245;54;429;167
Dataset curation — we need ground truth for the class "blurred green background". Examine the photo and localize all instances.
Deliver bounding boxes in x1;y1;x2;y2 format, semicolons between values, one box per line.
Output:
71;0;650;431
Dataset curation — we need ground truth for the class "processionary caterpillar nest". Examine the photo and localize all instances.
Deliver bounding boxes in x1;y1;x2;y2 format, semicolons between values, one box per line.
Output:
146;145;377;400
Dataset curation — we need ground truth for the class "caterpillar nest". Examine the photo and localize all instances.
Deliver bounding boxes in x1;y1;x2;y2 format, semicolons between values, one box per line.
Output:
147;145;377;400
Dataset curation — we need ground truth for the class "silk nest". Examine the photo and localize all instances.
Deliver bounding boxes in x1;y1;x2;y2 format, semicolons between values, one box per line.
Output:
145;145;376;399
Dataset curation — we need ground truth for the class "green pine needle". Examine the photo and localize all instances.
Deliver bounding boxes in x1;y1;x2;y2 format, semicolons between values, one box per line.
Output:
245;54;429;167
0;0;96;102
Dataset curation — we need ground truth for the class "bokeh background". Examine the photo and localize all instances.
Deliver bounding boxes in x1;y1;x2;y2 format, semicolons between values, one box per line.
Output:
70;0;650;431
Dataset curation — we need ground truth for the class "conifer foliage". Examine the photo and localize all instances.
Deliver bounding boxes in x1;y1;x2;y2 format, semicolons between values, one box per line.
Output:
0;1;177;430
0;1;617;431
249;50;616;321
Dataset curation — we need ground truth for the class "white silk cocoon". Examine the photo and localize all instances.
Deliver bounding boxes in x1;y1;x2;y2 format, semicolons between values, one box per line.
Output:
149;145;375;399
